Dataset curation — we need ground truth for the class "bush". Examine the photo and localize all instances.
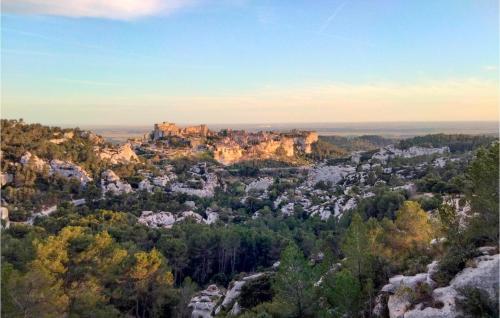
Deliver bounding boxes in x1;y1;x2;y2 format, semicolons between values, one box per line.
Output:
433;244;479;286
239;274;273;309
457;287;499;318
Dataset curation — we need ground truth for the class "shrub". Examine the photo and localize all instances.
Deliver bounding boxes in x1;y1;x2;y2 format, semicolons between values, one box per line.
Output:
457;287;499;318
433;244;479;286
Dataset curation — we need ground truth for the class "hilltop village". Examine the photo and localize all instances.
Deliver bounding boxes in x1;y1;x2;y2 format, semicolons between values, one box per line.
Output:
140;122;319;165
1;119;498;318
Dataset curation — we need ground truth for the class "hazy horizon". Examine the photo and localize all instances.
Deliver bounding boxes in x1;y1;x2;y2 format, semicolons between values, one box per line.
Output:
63;120;499;143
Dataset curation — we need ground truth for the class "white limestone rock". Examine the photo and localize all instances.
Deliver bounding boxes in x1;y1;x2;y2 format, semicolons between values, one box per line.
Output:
97;143;139;164
218;273;265;315
177;211;204;224
101;169;132;195
188;284;224;318
50;160;93;185
185;201;196;209
138;179;153;192
307;164;356;186
372;145;449;164
138;211;175;229
20;152;47;171
379;254;499;318
205;211;219;225
1;207;9;229
281;202;295;216
1;173;13;187
171;172;218;198
245;177;274;193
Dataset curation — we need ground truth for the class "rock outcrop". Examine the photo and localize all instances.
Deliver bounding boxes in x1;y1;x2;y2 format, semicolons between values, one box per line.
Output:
49;131;74;144
372;145;449;164
171;164;219;198
153;122;212;140
20;152;47;170
307;164;356;186
1;173;13;187
138;210;219;229
374;252;499;318
245;177;274;193
97;143;139;164
188;284;224;318
214;136;296;165
146;121;319;165
289;131;319;154
101;169;133;195
138;211;176;229
50;160;93;185
1;206;9;229
213;142;244;165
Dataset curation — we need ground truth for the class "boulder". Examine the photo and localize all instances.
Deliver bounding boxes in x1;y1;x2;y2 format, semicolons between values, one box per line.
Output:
188;284;224;318
217;273;267;315
101;169;132;195
245;177;274;193
138;211;176;229
20;152;47;170
376;253;499;318
97;143;139;164
1;173;13;187
50;160;92;185
1;206;9;229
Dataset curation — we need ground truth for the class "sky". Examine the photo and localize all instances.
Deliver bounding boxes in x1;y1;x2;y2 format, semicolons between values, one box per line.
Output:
1;0;499;126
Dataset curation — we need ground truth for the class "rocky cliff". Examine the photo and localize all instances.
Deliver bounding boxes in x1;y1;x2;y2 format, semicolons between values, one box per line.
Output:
97;143;139;164
146;121;318;165
374;247;499;318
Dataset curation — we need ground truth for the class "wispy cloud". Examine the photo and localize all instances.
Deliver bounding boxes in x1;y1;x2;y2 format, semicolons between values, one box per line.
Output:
318;1;348;34
483;65;498;72
1;27;222;69
2;0;197;20
51;77;127;86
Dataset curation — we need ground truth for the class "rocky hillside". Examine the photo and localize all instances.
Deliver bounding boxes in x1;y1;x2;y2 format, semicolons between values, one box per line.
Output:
144;121;318;165
1;120;498;318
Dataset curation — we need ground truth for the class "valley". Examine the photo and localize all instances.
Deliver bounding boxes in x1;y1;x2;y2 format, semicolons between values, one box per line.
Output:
1;119;498;317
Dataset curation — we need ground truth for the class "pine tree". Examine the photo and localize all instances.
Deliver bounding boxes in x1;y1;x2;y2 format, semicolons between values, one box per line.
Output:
342;213;372;283
273;244;316;317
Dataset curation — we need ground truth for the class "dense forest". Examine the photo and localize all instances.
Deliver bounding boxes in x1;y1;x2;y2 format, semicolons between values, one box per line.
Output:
1;120;498;317
398;134;497;152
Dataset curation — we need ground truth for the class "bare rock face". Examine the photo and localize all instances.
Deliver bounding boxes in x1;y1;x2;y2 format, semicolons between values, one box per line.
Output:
138;211;176;228
245;177;274;193
376;253;499;318
294;131;319;154
1;173;13;187
49;131;74;144
80;131;104;144
171;164;218;198
20;152;47;171
249;138;295;158
20;152;93;185
98;143;139;164
307;164;356;186
214;142;244;165
372;145;450;164
138;210;217;229
101;169;132;195
1;206;9;229
188;284;224;318
50;160;93;185
153;122;212;140
216;273;266;316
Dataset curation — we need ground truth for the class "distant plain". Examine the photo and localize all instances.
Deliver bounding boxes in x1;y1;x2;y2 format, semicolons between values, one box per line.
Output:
79;121;499;143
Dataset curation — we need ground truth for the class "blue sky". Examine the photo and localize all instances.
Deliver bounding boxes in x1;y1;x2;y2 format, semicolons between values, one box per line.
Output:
1;0;498;125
